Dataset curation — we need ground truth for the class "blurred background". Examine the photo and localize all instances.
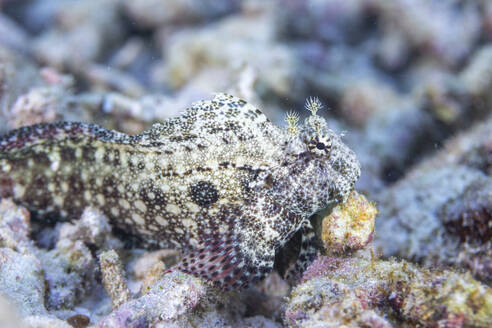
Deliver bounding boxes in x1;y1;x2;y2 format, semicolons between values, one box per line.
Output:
0;1;491;326
1;0;491;195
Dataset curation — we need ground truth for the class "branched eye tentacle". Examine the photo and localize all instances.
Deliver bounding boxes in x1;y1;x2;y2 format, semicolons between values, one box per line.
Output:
285;110;300;136
305;97;326;135
305;97;323;116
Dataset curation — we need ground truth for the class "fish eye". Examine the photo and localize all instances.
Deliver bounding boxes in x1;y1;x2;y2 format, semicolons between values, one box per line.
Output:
308;135;332;155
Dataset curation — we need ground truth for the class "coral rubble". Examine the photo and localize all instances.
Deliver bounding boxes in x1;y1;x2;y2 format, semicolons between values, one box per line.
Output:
286;253;492;327
375;118;492;284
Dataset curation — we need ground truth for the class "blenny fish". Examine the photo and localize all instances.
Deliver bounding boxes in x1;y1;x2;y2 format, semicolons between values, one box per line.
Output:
0;94;360;289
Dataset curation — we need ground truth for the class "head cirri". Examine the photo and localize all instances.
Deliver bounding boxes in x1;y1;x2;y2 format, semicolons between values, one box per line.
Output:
283;97;361;216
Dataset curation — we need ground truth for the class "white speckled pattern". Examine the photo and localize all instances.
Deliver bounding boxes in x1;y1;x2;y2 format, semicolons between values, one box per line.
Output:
0;93;360;289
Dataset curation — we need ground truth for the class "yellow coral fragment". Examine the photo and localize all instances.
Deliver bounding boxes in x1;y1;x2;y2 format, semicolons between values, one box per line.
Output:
321;191;377;254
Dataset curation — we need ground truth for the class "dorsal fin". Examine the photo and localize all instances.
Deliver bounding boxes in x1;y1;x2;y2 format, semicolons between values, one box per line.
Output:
0;122;129;152
134;94;276;147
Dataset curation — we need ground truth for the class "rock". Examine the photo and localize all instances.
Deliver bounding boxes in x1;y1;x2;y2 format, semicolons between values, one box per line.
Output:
161;11;297;98
339;80;401;127
97;269;280;327
23;316;72;328
123;0;241;28
460;45;492;100
8;86;62;129
97;271;213;327
240;271;290;322
32;0;123;69
0;294;24;328
276;0;368;45
286;254;492;327
132;249;180;294
0;199;31;252
39;239;96;310
374;117;492;283
58;207;121;249
0;13;31;53
372;0;482;67
286;257;392;327
99;250;131;309
0;46;44;133
320;191;377;255
0;248;46;316
347;102;437;192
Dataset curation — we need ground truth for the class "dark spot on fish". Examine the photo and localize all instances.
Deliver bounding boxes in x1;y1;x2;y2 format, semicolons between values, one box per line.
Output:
82;146;96;162
68;175;84;194
103;176;119;198
113;149;120;166
189;181;219;207
60;147;76;162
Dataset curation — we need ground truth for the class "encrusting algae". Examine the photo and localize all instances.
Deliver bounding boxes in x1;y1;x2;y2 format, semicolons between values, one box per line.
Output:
286;252;492;327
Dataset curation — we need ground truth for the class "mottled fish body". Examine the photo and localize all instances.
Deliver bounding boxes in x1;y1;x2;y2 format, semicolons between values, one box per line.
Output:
0;94;360;288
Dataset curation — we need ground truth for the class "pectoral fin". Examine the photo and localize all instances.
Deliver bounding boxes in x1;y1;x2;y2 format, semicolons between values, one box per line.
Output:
170;233;274;290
